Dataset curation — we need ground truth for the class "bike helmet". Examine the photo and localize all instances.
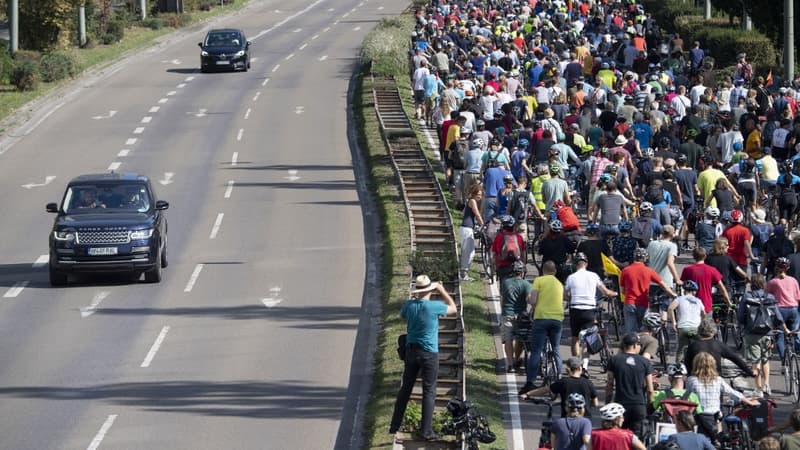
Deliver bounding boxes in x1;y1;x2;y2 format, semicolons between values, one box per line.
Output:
501;215;516;230
643;312;663;329
644;147;655;158
677;154;688;164
586;223;599;235
705;206;720;218
600;403;626;420
503;174;515;184
653;440;681;450
683;280;699;292
476;119;486;127
549;163;561;174
598;173;613;184
471;137;485;148
619;220;632;232
777;257;791;271
732;141;744;151
549;219;563;232
518;138;529;148
634;247;649;261
730;209;743;223
575;252;589;263
666;363;689;378
640;201;653;212
659;136;671;148
567;393;586;410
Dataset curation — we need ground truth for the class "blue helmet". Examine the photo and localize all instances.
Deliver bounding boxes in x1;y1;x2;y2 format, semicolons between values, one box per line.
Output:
684;280;699;292
619;221;632;232
586;223;599;235
518;138;530;148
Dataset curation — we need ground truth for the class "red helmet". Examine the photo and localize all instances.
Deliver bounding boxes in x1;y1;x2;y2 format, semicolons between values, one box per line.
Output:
730;209;743;223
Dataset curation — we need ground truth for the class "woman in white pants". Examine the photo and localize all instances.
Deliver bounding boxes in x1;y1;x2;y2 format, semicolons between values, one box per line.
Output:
460;185;484;281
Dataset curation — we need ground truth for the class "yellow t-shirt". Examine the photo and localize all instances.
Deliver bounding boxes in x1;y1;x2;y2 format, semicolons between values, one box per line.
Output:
697;168;726;207
532;275;564;321
445;124;461;154
596;70;616;90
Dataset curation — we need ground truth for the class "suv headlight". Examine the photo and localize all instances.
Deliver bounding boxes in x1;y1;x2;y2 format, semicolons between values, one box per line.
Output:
201;50;209;56
235;50;245;57
129;229;154;240
54;230;76;241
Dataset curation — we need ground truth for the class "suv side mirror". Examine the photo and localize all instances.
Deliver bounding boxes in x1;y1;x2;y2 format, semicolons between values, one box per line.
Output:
46;203;59;213
198;42;203;48
246;41;251;48
155;200;169;210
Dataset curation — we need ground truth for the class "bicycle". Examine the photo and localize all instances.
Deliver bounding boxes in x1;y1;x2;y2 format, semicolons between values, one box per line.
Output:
712;297;743;350
717;398;755;450
526;397;554;449
539;335;560;387
780;329;800;403
526;216;544;275
580;320;613;373
602;277;624;341
650;291;673;370
477;223;496;284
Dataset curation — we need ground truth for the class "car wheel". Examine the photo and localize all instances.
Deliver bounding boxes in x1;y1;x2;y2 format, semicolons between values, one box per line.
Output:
247;58;250;69
144;261;162;283
160;241;168;268
49;265;68;286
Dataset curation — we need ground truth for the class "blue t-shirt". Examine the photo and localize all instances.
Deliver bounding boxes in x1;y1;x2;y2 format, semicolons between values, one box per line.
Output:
510;150;530;179
670;432;714;450
550;417;592;450
402;299;448;353
469;55;488;76
632;123;653;150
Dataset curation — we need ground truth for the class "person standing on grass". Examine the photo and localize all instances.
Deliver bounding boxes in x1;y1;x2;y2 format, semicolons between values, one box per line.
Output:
389;275;457;441
501;261;531;373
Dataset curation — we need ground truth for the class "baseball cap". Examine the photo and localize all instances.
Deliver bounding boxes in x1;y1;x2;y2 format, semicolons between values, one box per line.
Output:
622;332;641;347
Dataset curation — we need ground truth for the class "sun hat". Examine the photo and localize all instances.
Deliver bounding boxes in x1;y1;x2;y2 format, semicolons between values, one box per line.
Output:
411;274;440;295
752;208;766;223
614;135;628;146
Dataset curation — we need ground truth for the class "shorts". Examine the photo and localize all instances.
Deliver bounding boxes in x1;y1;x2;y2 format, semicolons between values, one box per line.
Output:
413;89;424;104
501;315;516;342
744;334;773;364
570;308;597;337
639;333;658;358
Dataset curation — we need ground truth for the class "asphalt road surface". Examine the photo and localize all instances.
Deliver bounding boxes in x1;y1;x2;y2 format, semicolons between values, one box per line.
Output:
0;0;404;448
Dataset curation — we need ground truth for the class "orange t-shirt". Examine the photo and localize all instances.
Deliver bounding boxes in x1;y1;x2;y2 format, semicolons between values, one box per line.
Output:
621;262;662;307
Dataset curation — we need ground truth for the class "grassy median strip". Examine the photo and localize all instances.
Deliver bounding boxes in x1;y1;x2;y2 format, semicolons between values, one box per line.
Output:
357;13;506;449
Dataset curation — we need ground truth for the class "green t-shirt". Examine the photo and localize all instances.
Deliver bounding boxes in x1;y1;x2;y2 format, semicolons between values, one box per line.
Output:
532;275;564;320
781;434;800;450
652;388;703;414
501;277;532;317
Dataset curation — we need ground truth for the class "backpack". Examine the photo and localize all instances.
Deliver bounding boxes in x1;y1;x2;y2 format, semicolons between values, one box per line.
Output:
484;151;501;173
630;217;654;244
500;232;522;262
645;184;665;204
508;190;532;222
749;223;771;249
659;389;698;423
450;140;468;170
745;293;775;334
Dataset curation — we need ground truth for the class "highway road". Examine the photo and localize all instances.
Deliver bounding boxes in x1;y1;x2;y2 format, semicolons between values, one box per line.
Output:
0;0;404;448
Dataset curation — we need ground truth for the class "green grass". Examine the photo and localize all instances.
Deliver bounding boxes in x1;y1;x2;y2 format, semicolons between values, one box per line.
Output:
0;0;247;129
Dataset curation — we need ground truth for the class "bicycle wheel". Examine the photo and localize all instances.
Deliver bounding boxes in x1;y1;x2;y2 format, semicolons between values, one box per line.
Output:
793;353;800;403
480;238;494;284
599;342;612;373
657;328;668;370
784;353;794;398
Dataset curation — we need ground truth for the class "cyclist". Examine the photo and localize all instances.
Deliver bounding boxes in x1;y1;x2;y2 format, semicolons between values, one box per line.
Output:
500;261;531;373
620;248;677;333
576;223;608;278
520;261;564;395
492;215;525;282
763;224;793;277
767;257;800;363
611;220;639;268
722;209;754;271
652;363;703;420
542;163;572;213
565;253;617;360
538;219;577;283
695;207;720;252
606;333;655;438
667;280;705;364
550;393;592;450
631;201;662;248
591;180;634;240
647;225;681;293
638;312;664;361
668;411;714;450
680;247;729;314
685;318;754;377
591;403;646;450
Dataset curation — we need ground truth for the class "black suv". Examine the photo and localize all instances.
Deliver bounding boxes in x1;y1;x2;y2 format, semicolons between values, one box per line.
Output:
47;173;169;286
199;28;251;72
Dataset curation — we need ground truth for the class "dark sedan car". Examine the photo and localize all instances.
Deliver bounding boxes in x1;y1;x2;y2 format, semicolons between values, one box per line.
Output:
199;28;250;72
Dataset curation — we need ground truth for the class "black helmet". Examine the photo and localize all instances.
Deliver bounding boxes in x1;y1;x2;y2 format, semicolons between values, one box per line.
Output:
501;215;516;230
503;174;515;184
575;252;589;263
512;260;526;274
659;136;671;148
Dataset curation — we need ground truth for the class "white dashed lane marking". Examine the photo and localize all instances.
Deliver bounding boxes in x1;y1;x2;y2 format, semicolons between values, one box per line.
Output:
224;181;234;198
133;127;145;134
140;326;170;368
184;264;204;292
3;281;29;298
323;27;330;32
33;255;48;268
86;414;118;450
118;149;130;157
158;98;168;104
252;92;260;102
319;55;328;61
167;91;176;96
262;78;270;86
244;108;251;120
231;152;238;166
299;43;307;50
177;83;186;88
141;117;152;123
292;28;302;32
285;53;294;60
80;291;109;318
353;26;361;31
237;129;244;141
149;106;160;113
185;76;194;82
126;138;137;145
108;162;121;171
272;64;280;73
209;213;224;239
312;34;319;40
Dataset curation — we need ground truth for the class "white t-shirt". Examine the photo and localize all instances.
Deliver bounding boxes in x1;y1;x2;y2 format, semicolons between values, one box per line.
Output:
566;269;603;310
671;294;705;329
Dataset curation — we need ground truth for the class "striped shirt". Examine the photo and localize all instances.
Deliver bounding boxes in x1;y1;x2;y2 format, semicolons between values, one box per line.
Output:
686;376;744;415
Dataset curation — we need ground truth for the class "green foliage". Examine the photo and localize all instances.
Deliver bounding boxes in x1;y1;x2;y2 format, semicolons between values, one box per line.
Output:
142;18;166;29
11;60;40;91
39;51;78;82
410;250;458;281
18;0;76;50
362;16;415;77
103;19;126;44
160;13;193;28
0;52;12;84
401;402;421;432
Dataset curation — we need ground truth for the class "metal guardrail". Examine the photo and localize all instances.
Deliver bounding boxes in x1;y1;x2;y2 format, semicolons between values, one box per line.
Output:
371;74;466;447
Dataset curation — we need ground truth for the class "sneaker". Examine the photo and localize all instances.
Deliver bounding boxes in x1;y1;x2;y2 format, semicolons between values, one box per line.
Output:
754;389;764;398
507;364;516;374
518;382;536;396
581;368;590;379
764;385;771;396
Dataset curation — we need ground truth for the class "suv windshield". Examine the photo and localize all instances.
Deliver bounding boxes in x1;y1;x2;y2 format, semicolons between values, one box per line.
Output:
63;183;151;213
204;32;242;48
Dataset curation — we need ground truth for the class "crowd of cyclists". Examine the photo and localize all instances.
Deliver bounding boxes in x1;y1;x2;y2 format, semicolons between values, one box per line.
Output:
407;0;800;448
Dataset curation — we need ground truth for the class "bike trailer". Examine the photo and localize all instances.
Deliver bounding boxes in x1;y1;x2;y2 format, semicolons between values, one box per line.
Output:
736;398;776;440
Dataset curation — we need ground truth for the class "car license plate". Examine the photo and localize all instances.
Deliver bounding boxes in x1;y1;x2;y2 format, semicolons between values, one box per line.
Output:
216;60;230;65
89;247;118;256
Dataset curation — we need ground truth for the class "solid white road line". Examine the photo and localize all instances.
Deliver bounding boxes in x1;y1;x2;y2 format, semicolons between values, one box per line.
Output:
319;55;328;61
209;213;224;239
299;43;307;50
166;91;176;96
3;281;29;298
80;291;109;318
224;181;234;198
148;106;160;113
244;108;251;120
262;78;270;86
184;264;204;292
23;102;65;136
86;414;118;450
108;162;121;171
272;64;280;73
231;152;238;166
158;98;168;104
140;326;170;368
252;92;260;102
236;129;244;141
141;117;152;123
117;149;130;157
32;255;48;268
125;138;137;145
133;127;145;134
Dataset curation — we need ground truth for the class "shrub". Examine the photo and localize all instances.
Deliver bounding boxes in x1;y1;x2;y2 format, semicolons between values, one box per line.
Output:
11;61;39;91
142;17;165;29
104;19;126;44
161;13;193;28
362;16;415;77
39;51;78;82
13;50;42;65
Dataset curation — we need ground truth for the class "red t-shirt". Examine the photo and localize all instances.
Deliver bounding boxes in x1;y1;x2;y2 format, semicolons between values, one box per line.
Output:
722;224;751;266
620;262;662;307
492;231;525;268
681;263;723;313
591;427;636;450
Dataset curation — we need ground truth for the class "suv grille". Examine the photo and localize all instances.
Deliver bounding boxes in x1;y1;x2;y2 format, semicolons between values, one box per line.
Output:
76;230;130;245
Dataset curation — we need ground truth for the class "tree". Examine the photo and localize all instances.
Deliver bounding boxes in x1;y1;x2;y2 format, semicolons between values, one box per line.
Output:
19;0;80;50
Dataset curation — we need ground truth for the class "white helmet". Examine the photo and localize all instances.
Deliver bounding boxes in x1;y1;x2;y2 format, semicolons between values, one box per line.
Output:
644;312;663;329
666;363;689;378
471;137;484;148
705;206;720;218
640;201;653;212
600;403;626;420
